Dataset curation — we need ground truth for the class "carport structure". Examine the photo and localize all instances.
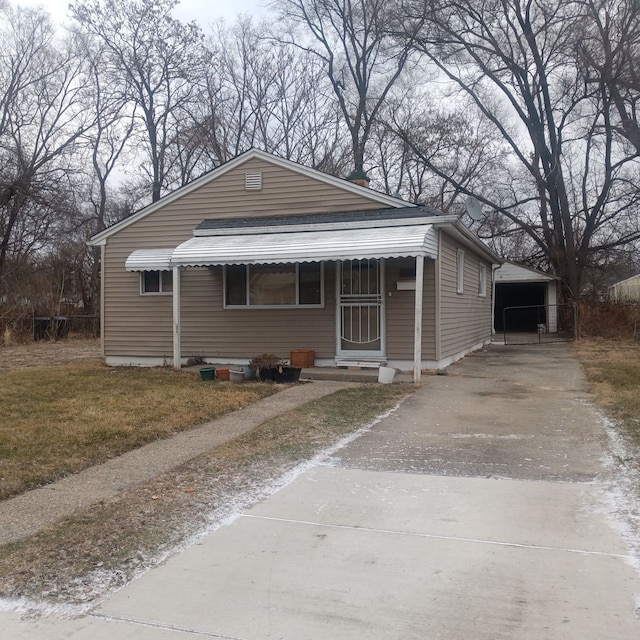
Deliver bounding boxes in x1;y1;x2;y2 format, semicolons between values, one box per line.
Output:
494;262;559;333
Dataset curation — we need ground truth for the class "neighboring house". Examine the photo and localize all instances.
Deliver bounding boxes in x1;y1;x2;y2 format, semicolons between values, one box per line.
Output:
608;274;640;301
88;149;501;382
494;262;559;333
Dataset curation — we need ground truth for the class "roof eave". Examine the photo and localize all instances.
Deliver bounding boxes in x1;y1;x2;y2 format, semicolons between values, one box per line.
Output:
432;217;503;265
87;149;412;246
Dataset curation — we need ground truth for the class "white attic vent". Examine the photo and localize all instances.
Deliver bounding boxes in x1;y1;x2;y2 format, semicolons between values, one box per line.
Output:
245;172;262;190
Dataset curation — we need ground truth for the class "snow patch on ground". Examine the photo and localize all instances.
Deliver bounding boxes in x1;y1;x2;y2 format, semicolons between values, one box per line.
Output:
594;408;640;575
0;595;90;619
0;398;407;620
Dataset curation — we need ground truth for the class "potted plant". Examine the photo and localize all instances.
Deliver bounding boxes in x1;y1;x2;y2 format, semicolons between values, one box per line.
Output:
249;353;302;383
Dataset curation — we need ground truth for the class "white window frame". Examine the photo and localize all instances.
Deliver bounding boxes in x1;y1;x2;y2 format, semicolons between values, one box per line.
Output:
140;270;173;295
456;249;465;294
478;263;487;297
223;263;325;308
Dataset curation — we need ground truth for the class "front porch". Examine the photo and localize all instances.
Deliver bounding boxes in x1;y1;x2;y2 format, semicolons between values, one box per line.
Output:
186;362;415;384
299;366;415;383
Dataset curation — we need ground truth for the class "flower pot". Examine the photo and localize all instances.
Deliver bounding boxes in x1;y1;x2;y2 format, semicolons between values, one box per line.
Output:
289;349;314;368
229;370;244;383
216;368;230;381
240;365;256;380
259;366;302;383
378;366;396;384
199;367;216;381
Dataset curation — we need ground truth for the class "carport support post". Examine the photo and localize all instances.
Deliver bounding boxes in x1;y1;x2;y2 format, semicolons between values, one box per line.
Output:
173;266;181;370
413;254;424;383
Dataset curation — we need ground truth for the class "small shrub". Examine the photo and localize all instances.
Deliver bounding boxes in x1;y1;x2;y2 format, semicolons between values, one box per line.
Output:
248;353;287;370
579;299;640;340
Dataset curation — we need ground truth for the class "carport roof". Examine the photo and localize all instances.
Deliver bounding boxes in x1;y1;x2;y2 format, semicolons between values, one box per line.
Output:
495;262;558;283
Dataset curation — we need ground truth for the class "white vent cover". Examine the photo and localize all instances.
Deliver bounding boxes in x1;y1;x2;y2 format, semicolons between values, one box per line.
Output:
245;172;262;190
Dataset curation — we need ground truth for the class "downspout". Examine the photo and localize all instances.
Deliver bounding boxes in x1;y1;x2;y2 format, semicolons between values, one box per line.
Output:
100;244;105;356
413;254;424;383
491;264;500;336
434;232;442;364
173;265;181;370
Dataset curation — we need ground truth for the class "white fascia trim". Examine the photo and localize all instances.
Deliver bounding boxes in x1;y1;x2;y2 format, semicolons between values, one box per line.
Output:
106;356;177;367
88;149;411;246
497;261;560;282
433;218;503;265
106;356;255;368
387;339;491;372
106;343;491;371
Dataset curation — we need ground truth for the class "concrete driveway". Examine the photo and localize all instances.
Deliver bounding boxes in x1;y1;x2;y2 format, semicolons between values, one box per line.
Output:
3;343;640;638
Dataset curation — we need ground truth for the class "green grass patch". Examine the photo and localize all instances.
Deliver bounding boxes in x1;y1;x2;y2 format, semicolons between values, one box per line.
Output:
0;362;278;500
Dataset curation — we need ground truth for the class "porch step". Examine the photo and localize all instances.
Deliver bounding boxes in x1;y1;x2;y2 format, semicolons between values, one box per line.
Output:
334;359;387;369
301;366;413;383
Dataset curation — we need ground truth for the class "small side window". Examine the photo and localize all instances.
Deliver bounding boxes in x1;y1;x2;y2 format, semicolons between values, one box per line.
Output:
456;249;465;294
478;263;487;297
141;270;173;294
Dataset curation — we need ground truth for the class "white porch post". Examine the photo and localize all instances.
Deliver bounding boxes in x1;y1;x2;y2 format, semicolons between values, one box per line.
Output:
413;254;424;383
172;266;181;370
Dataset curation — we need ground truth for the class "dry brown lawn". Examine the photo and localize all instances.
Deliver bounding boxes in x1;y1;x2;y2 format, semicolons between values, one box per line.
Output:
0;340;278;499
0;338;414;608
0;381;411;607
573;338;640;444
0;337;101;372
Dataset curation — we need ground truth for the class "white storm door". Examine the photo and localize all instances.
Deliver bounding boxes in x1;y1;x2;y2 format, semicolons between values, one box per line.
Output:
336;259;385;358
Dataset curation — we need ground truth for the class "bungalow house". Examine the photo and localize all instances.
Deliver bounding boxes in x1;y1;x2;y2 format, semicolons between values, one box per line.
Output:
608;274;640;302
88;149;502;382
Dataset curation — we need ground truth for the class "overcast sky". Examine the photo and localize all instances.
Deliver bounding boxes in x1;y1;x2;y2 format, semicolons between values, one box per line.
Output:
17;0;270;27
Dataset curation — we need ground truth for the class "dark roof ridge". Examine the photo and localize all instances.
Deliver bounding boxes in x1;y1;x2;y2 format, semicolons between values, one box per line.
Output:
195;206;444;231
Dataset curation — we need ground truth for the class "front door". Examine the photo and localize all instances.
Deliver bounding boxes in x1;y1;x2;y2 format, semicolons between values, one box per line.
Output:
336;259;385;359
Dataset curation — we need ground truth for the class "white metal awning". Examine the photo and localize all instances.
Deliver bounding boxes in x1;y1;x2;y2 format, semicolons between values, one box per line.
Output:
170;224;439;267
125;248;174;271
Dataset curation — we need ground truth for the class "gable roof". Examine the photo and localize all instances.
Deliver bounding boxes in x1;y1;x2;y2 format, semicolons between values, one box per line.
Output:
608;273;640;288
495;262;558;283
88;149;411;246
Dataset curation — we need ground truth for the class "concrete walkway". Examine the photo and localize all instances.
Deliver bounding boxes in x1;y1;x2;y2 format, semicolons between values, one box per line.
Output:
2;343;640;638
0;380;351;546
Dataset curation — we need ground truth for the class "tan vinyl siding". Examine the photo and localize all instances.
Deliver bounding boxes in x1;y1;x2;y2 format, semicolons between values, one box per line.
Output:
385;258;436;360
180;264;336;360
136;158;384;224
102;158;383;358
439;233;493;359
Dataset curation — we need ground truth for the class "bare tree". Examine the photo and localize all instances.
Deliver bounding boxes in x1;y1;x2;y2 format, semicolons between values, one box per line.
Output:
576;0;640;155
68;29;136;314
399;0;640;301
274;0;423;178
70;0;209;202
378;84;511;208
182;17;347;177
0;4;93;302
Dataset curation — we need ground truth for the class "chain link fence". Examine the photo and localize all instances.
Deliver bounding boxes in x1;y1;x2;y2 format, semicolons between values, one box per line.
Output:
501;304;577;345
1;315;99;345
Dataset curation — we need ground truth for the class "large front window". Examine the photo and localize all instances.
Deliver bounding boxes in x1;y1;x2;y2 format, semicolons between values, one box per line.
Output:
224;263;323;307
